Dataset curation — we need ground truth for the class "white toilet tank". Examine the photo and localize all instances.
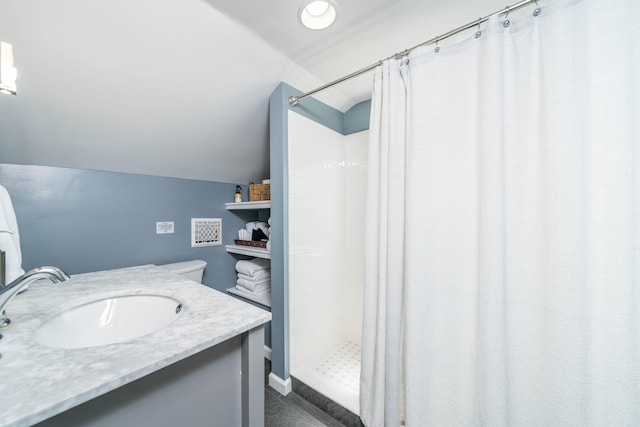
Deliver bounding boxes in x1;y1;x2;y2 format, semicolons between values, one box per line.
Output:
157;260;207;283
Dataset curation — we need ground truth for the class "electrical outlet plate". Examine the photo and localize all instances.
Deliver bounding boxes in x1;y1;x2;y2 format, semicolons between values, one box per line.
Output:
191;218;222;247
156;221;174;234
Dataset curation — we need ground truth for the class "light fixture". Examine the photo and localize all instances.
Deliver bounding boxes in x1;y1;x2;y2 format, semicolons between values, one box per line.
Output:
0;41;17;95
298;0;337;30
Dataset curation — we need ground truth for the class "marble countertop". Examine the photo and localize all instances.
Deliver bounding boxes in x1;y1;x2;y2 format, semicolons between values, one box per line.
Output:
0;265;272;427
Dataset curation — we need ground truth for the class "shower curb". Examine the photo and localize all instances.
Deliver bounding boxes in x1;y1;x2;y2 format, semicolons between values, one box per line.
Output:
291;376;363;427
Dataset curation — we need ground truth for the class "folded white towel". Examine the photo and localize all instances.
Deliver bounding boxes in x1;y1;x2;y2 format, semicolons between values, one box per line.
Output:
238;229;251;241
237;278;271;292
238;271;270;282
235;258;270;276
246;221;258;234
236;280;271;294
235;284;270;295
0;185;24;283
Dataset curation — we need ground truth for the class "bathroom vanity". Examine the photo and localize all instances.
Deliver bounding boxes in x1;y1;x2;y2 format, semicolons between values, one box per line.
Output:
0;265;271;427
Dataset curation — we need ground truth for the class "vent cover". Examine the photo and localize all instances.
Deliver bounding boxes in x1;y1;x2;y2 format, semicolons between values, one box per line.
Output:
191;218;222;247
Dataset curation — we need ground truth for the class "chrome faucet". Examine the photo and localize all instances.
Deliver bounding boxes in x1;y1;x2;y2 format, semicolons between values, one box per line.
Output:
0;266;70;327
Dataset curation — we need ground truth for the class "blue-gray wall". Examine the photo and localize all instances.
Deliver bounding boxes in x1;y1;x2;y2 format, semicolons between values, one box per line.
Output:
268;83;370;381
344;100;372;135
0;163;271;345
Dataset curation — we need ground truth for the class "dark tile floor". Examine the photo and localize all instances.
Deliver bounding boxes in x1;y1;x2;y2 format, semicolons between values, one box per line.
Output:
264;360;347;427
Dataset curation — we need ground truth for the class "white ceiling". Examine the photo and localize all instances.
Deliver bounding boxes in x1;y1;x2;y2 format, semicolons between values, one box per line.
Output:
207;0;509;107
0;0;507;183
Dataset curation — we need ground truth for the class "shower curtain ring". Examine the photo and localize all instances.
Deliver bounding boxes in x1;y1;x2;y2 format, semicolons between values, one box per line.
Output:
533;0;542;17
475;18;482;38
503;6;511;28
394;49;409;61
434;37;440;53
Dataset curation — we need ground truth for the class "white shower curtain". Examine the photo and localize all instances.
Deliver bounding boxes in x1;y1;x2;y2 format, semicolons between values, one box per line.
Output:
360;0;640;426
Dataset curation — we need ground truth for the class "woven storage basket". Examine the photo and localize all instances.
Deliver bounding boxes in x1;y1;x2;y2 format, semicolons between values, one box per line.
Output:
234;240;267;248
249;183;270;201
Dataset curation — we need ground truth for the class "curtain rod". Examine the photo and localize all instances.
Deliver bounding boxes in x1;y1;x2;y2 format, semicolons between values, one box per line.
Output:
289;0;540;107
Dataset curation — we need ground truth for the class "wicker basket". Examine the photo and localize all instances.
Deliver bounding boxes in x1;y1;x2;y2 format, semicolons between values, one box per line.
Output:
234;240;267;248
249;183;270;201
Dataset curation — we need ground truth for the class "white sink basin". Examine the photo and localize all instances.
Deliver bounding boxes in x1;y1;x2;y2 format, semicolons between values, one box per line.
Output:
34;294;183;349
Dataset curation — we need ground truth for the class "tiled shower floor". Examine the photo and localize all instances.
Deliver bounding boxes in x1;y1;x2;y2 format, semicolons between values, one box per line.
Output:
264;341;363;426
313;341;361;401
295;341;361;415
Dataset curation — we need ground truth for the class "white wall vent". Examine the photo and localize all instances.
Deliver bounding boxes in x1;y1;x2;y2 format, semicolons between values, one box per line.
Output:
191;218;222;247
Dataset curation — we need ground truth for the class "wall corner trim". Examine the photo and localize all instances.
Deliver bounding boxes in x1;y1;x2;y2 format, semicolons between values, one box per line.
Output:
268;373;292;396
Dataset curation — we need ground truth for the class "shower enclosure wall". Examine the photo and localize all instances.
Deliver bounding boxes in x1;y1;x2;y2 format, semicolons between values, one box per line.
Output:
287;110;368;414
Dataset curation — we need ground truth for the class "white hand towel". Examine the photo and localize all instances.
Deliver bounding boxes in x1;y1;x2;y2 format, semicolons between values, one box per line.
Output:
238;271;271;282
237;277;271;292
246;221;259;234
235;284;270;295
0;185;25;283
235;258;270;276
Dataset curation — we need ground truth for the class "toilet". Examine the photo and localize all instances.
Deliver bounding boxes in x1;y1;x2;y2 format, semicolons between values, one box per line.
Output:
156;260;207;283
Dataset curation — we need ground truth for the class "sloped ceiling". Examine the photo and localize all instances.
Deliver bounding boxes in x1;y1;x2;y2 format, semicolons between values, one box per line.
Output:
0;0;507;183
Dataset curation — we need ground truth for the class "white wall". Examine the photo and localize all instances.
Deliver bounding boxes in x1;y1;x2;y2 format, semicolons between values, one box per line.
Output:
0;0;351;183
340;130;368;343
287;110;367;376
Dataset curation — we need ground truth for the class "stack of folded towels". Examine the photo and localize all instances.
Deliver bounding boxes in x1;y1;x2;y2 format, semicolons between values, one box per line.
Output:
235;258;271;295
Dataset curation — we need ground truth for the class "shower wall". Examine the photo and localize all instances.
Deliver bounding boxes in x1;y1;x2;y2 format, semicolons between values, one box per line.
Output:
287;110;367;414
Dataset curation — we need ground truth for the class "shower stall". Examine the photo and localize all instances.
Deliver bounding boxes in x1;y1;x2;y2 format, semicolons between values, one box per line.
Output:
287;110;368;414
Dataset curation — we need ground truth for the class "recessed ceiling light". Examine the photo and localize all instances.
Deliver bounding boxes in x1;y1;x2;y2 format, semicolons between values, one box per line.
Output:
298;0;337;30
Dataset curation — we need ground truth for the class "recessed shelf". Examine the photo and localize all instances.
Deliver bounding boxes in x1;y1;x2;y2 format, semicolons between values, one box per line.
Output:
225;245;271;259
225;199;272;308
225;201;271;210
227;287;272;308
